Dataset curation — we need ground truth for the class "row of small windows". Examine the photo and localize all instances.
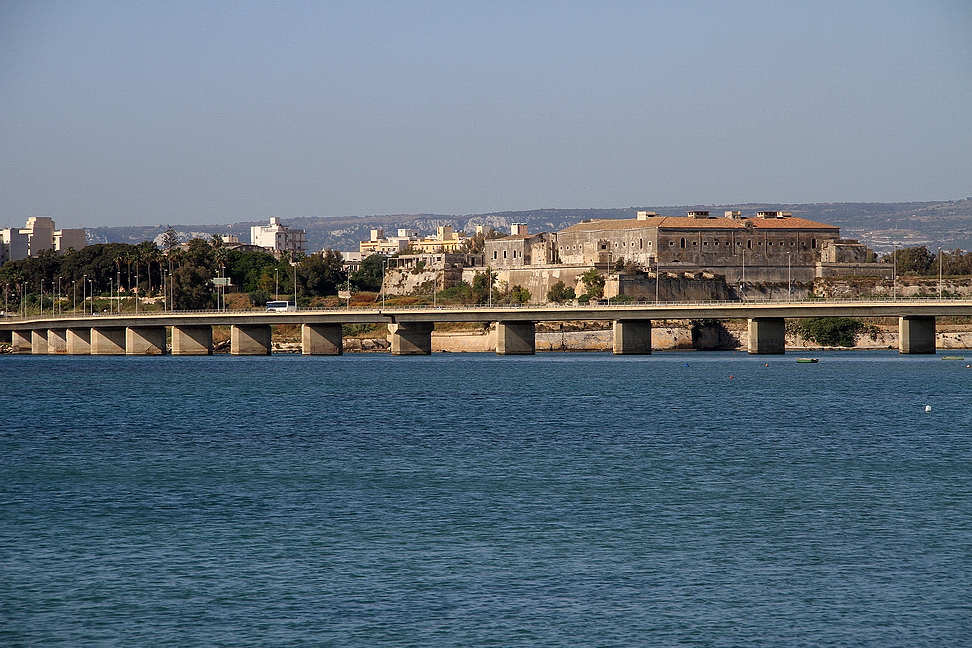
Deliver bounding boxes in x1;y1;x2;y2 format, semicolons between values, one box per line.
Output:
675;238;816;249
560;240;652;251
558;238;818;252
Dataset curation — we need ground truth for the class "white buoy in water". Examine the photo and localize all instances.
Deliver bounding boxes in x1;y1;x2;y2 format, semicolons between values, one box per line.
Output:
925;405;932;412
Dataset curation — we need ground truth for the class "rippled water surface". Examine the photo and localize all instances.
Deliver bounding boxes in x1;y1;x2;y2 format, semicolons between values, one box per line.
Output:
2;351;971;646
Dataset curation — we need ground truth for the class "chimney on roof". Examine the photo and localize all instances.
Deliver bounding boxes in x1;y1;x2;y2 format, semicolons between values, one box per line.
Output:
636;211;658;220
687;210;710;219
756;211;792;219
511;223;528;236
724;210;742;219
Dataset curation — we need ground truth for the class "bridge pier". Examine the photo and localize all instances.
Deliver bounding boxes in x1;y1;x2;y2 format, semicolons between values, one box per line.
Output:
899;316;936;354
127;326;167;355
613;319;652;355
496;321;536;355
388;321;433;355
48;329;68;354
91;327;127;355
31;330;49;355
66;328;91;354
10;330;31;354
748;317;786;354
172;325;213;355
231;324;272;355
302;323;343;355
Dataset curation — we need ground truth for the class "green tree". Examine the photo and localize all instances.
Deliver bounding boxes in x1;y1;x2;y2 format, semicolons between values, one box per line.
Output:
509;285;531;304
351;254;386;292
546;280;576;304
471;269;496;304
170;238;215;309
298;249;346;297
580;267;605;298
881;245;934;275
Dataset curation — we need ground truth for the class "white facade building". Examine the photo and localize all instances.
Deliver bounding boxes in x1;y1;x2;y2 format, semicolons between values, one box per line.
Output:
0;217;86;266
250;217;307;255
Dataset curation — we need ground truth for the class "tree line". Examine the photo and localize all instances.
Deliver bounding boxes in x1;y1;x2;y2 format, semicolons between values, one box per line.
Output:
0;232;371;313
880;246;972;276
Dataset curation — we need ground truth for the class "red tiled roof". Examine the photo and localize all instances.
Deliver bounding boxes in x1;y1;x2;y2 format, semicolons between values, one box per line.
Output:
560;216;839;233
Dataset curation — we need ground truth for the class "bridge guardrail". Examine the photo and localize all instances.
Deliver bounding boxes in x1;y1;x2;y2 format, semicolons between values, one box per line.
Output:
3;295;972;324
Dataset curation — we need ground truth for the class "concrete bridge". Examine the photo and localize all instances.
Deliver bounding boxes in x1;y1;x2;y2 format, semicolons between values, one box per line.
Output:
2;299;971;356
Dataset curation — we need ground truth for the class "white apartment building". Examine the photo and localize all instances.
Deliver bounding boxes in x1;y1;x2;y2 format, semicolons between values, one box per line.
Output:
250;217;307;255
0;217;87;266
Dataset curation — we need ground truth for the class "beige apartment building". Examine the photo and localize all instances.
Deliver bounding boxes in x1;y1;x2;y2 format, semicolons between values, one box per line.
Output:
1;217;87;266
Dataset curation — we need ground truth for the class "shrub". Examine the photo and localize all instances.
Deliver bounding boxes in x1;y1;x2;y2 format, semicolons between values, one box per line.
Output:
547;281;576;303
788;317;878;347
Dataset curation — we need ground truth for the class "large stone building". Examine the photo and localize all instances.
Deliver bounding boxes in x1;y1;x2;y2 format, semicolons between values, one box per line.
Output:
1;217;87;267
554;210;884;283
484;224;558;269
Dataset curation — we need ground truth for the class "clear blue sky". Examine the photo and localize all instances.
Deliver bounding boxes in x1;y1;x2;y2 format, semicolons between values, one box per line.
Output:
2;0;970;228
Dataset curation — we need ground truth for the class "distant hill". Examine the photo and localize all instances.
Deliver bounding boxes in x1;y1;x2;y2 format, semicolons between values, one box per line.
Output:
85;199;972;256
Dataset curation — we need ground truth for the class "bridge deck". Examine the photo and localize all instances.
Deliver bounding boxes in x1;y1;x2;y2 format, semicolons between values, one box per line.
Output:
3;299;972;331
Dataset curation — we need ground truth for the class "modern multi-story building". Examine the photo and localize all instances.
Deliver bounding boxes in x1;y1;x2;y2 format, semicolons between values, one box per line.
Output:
0;217;87;267
250;217;307;256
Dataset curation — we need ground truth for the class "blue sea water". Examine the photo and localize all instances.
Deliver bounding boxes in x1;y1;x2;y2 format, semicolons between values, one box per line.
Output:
2;351;971;647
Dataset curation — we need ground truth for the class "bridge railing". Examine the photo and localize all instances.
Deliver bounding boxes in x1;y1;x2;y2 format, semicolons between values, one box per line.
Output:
3;295;972;323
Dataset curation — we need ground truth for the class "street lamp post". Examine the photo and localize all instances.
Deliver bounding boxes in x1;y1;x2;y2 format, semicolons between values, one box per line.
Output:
938;247;943;299
892;247;897;300
58;277;62;315
787;252;791;302
83;275;87;315
741;250;746;301
655;264;660;304
381;258;387;309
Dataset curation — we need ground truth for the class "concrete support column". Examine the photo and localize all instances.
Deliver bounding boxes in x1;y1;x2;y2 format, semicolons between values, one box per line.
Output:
127;326;167;355
10;330;32;354
387;321;433;355
48;329;68;354
613;319;652;355
31;330;49;355
302;323;343;355
496;321;536;355
172;325;213;355
67;328;91;355
91;327;127;355
899;316;936;354
748;317;786;354
231;324;272;355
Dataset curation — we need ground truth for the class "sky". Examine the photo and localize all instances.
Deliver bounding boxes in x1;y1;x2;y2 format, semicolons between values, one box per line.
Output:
1;1;970;229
